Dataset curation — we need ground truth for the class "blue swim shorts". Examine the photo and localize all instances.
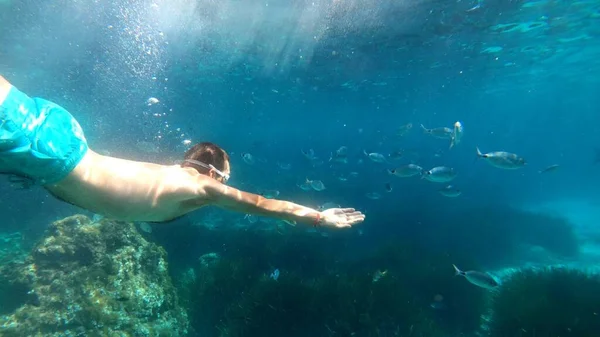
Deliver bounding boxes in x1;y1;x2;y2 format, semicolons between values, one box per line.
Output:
0;86;88;185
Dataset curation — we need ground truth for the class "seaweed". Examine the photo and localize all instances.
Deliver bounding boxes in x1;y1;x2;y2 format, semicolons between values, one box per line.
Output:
489;267;600;337
184;230;486;337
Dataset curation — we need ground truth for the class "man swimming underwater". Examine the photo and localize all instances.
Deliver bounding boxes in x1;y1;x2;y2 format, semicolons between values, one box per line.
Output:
0;75;365;228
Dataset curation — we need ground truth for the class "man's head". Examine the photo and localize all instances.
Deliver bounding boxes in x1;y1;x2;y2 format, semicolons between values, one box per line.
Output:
181;142;231;183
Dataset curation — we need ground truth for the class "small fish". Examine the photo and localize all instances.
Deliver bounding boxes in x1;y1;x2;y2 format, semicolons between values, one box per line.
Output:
364;150;387;163
422;166;457;183
261;190;280;199
138;222;152;233
453;264;499;289
388;164;424;177
476;147;526;169
277;162;292;170
281;219;297;226
146;97;160;106
366;192;382;200
372;269;388;282
385;182;393;192
318;202;341;211
421;124;453;139
539;164;560;174
244;214;258;223
26;290;41;307
311;159;325;167
439;185;461;197
449;121;464;149
241;153;256;165
92;214;105;223
466;0;482;12
301;149;317;161
7;175;35;189
297;182;313;191
330;146;349;164
397;123;413;136
270;268;280;281
308;179;326;191
388;151;404;160
116;296;130;302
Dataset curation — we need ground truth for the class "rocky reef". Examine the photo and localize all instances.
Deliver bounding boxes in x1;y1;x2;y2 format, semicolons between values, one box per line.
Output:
0;215;189;337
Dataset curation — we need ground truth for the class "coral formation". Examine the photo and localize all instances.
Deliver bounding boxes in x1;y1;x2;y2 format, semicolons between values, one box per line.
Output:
488;267;600;337
0;215;189;337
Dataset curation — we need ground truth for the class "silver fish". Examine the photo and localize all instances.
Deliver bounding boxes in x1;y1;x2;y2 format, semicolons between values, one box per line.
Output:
297;182;313;191
388;164;424;178
449;121;464;149
539;164;559;174
146;97;160;106
308;179;326;191
397;123;413;137
242;153;256;165
261;190;280;199
364;150;387;163
244;214;259;224
301;149;317;161
453;264;499;289
422;166;457;183
439;185;461;197
277;162;292;170
318;202;341;211
421;124;453;139
476;147;526;169
330;146;349;164
366;192;382;200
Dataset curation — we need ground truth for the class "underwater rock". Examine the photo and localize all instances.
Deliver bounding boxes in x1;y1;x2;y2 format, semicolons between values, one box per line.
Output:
0;214;189;337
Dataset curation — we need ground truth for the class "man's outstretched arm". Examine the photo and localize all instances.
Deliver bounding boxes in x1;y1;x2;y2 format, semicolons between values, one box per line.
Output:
200;178;365;228
0;76;11;105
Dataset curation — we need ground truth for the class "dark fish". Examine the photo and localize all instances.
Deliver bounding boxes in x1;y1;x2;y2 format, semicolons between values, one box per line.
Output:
453;264;499;289
538;164;560;174
7;174;35;190
27;290;41;307
385;183;393;192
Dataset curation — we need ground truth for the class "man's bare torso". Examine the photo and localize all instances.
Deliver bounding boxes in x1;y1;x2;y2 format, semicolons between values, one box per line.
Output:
46;150;209;222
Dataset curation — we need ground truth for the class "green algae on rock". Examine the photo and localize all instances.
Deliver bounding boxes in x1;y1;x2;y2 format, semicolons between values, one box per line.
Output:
0;214;189;337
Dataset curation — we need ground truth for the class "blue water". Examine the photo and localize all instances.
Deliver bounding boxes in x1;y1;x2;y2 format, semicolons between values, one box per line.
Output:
1;0;600;336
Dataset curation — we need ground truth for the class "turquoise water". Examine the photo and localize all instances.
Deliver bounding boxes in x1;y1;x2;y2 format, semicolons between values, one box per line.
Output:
1;0;600;336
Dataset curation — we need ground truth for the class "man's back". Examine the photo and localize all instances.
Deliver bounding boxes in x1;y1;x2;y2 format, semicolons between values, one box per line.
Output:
46;149;207;222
